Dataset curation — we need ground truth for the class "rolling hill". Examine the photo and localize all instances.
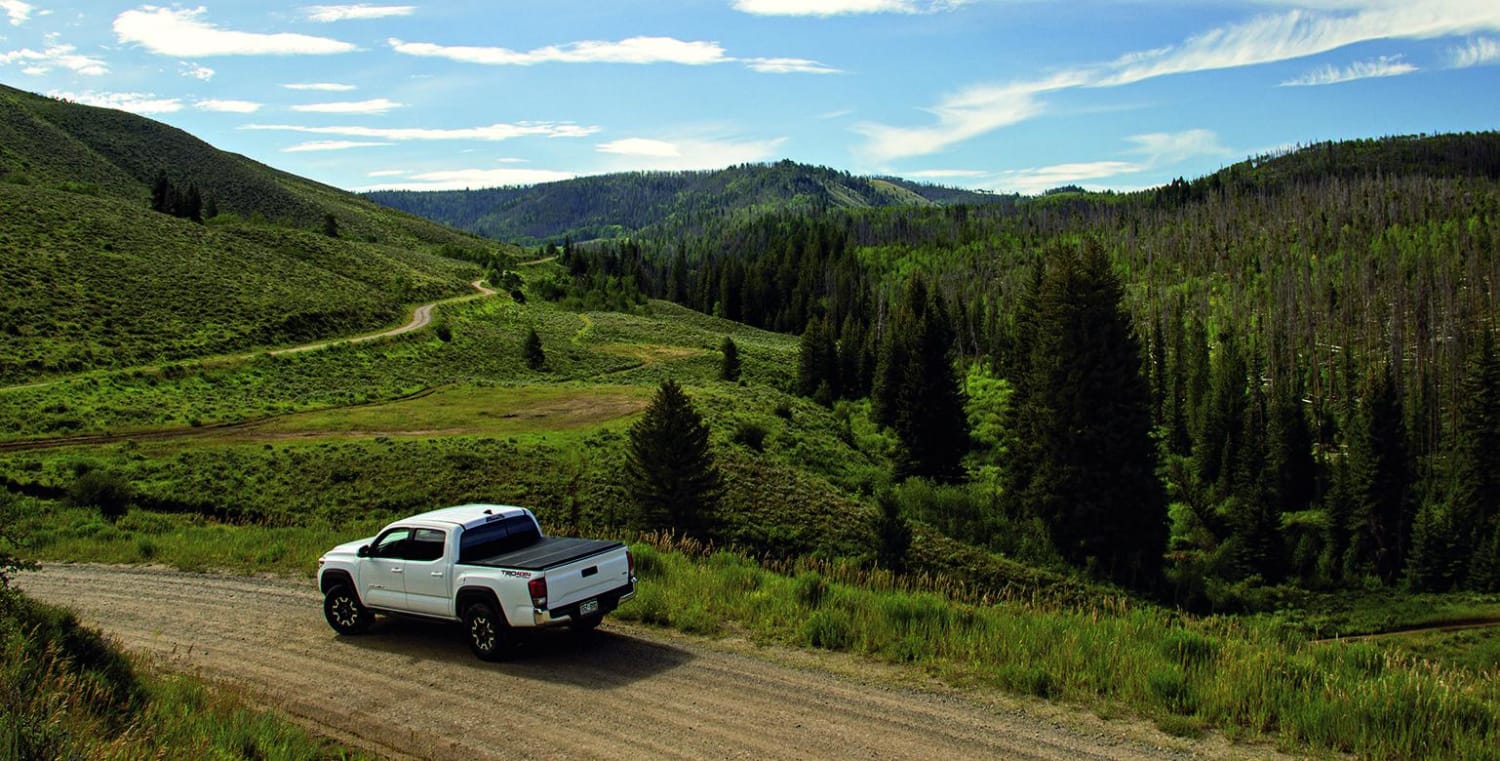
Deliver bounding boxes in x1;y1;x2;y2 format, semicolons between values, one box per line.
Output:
0;83;516;385
364;160;1010;244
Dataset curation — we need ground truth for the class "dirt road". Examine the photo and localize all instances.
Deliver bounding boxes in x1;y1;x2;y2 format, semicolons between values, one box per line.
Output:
16;565;1257;760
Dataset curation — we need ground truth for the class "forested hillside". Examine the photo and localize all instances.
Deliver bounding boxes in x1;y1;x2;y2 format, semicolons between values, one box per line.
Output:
365;160;1005;244
545;131;1500;604
0;84;515;384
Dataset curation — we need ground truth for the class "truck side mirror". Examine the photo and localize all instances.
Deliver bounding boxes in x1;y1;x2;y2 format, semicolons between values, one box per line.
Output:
357;545;370;558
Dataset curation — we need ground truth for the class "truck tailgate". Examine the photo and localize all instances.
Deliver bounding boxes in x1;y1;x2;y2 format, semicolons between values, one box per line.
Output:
537;543;632;612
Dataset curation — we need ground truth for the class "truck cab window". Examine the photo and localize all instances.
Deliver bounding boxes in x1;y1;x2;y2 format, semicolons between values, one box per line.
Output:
408;529;446;562
370;528;411;559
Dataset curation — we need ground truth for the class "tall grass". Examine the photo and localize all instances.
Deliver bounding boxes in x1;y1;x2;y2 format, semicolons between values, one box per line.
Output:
617;542;1500;760
0;591;359;759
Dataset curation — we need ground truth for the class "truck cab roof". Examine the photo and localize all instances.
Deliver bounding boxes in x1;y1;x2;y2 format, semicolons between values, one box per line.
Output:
396;504;531;532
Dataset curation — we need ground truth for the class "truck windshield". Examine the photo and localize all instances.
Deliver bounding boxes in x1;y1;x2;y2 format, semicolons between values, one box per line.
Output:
458;515;542;563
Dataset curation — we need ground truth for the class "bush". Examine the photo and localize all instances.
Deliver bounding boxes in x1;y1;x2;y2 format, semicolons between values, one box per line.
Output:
731;421;768;452
801;609;853;650
793;572;827;608
69;470;133;523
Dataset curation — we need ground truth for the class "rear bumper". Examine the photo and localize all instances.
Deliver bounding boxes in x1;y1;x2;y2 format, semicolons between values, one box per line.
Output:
532;579;636;626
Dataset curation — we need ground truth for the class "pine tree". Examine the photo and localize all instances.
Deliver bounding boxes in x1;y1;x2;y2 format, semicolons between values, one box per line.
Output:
1005;241;1166;588
150;171;172;214
873;490;911;573
892;290;969;483
322;213;339;238
523;328;546;370
1342;366;1410;582
719;336;741;382
623;380;722;538
797;316;837;403
1451;332;1500;587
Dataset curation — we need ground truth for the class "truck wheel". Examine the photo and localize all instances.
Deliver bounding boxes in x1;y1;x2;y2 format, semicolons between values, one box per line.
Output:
463;602;510;661
324;585;372;635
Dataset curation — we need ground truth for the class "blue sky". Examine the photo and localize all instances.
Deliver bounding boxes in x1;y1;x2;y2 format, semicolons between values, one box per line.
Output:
2;1;1498;194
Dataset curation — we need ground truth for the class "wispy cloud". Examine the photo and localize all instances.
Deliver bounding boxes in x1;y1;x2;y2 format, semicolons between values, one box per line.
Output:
359;167;577;191
990;129;1231;194
859;1;1500;161
596;135;787;171
1;44;108;76
303;4;415;22
48;90;180;114
366;169;407;177
744;57;841;74
180;62;215;80
1281;55;1416;86
291;98;403;114
1452;37;1500;68
114;6;356;57
2;0;32;26
733;0;965;16
283;82;356;91
285;140;391;152
903;168;989;179
389;36;729;66
196;98;261;113
242;121;601;141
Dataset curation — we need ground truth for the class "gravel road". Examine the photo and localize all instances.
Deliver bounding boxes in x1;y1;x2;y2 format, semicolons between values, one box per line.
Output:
18;565;1273;760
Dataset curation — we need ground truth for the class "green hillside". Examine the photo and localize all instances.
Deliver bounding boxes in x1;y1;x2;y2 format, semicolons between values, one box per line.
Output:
0;84;518;385
364;160;1009;244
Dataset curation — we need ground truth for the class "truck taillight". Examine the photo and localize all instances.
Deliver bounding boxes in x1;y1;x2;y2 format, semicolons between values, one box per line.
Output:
627;549;635;578
528;577;548;608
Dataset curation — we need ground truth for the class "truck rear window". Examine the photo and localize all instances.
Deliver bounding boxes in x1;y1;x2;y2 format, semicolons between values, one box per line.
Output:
458;515;542;563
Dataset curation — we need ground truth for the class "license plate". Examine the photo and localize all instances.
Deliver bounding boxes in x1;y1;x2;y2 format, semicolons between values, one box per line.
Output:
579;599;599;616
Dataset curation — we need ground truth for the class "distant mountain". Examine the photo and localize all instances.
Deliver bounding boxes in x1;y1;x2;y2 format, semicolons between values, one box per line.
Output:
364;160;1008;245
0;83;510;384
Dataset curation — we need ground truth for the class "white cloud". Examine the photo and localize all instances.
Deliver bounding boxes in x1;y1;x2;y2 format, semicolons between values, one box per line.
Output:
858;0;1500;162
995;160;1143;195
1125;128;1231;166
0;44;108;75
180;62;215;80
242;121;601;141
303;4;414;22
596;135;787;171
389;35;729;66
744;57;841;74
285;140;391;152
366;169;407;177
359;167;577;191
48;90;181;114
2;0;32;26
114;6;356;57
283;82;357;91
989;128;1230;195
903;169;989;179
1280;55;1416;86
196;98;261;113
1452;37;1500;67
733;0;964;16
291;97;402;114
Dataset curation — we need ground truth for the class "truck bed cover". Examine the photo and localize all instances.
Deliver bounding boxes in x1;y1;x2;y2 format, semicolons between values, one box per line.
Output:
463;536;622;571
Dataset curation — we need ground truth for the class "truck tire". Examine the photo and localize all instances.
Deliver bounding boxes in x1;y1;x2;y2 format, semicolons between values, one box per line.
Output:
324;585;372;635
463;602;510;661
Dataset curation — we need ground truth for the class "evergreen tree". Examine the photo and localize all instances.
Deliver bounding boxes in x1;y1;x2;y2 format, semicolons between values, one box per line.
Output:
150;171;171;214
1005;241;1166;588
523;328;546;370
623;380;722;538
797;316;837;403
183;184;203;223
1342;366;1410;582
203;194;219;220
719;336;741;382
873;490;911;573
892;290;969;483
322;213;339;238
1451;332;1500;587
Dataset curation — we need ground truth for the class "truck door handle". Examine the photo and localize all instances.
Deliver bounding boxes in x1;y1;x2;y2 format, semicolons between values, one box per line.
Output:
430;571;444;577
391;568;404;573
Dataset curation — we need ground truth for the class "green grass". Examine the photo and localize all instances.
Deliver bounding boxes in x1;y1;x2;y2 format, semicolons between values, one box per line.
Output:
0;589;360;759
618;540;1500;760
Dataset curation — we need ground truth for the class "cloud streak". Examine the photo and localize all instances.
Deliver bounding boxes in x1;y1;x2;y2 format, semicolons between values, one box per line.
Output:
388;36;838;73
733;0;964;16
2;0;32;26
359;167;577;191
196;99;262;113
596;135;787;171
242;121;601;141
114;6;356;57
291;98;403;114
1280;55;1416;86
283;82;357;91
0;44;108;76
285;140;391;152
303;4;415;22
859;0;1500;161
1452;37;1500;68
48;90;180;114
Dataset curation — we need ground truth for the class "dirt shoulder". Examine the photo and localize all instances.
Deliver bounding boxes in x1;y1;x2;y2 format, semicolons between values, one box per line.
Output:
18;565;1285;760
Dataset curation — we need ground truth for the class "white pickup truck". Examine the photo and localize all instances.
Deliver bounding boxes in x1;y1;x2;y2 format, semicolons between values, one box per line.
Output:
317;504;636;660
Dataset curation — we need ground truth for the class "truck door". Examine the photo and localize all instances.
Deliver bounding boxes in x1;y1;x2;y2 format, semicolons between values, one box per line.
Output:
401;528;452;617
360;527;412;610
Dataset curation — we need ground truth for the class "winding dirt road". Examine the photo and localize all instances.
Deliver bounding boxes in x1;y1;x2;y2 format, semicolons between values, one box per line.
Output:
15;565;1269;760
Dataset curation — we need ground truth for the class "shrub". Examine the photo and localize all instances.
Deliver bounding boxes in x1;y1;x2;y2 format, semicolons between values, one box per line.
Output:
731;421;768;452
69;470;133;523
793;572;827;608
801;609;853;650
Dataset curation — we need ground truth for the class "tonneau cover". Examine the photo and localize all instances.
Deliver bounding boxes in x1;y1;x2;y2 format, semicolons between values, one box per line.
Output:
464;536;622;571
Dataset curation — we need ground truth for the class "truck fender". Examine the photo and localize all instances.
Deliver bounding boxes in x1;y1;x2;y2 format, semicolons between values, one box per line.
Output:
320;569;357;597
455;585;508;627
